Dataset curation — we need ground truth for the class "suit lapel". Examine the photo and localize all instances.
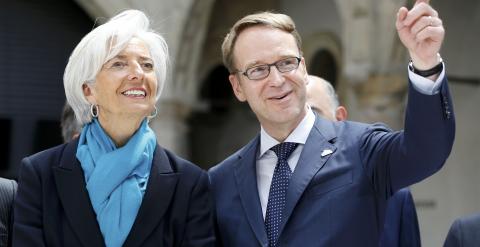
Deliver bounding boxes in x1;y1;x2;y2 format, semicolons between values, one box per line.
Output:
53;139;105;247
234;136;269;245
279;116;337;236
123;145;179;247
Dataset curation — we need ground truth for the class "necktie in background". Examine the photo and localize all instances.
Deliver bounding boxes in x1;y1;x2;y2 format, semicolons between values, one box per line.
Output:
265;142;298;247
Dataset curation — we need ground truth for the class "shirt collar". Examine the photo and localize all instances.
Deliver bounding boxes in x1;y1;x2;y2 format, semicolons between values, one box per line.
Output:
259;107;315;158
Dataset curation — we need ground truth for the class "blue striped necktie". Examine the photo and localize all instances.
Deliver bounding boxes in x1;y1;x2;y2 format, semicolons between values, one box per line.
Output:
265;142;298;247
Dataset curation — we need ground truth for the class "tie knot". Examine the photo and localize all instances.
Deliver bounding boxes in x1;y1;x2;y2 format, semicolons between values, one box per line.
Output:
270;142;298;161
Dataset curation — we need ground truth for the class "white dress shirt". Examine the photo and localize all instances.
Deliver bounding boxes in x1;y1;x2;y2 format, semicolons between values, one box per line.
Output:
256;68;445;218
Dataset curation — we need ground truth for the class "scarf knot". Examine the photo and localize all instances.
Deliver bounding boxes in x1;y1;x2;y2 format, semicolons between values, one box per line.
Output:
76;119;156;247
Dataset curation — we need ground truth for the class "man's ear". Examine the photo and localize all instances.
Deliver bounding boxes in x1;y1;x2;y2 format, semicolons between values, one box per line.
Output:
82;83;96;104
335;106;348;121
229;74;247;102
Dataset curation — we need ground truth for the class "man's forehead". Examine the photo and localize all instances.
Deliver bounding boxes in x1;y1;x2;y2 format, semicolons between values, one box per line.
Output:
233;26;299;67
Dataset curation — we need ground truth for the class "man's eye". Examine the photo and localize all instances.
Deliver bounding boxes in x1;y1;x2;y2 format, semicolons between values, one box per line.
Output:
250;66;268;74
279;59;295;66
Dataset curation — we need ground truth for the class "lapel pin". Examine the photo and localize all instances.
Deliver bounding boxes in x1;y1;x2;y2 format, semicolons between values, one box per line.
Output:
321;149;333;157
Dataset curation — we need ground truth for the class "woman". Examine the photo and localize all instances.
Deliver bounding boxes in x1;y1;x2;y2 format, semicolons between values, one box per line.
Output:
13;10;214;247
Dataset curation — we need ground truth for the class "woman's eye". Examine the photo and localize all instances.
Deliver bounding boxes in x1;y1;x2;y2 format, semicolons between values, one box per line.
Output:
111;61;126;68
143;63;154;69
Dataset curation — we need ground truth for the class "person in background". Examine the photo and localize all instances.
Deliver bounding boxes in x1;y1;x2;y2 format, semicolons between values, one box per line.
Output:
60;102;82;142
307;75;421;247
0;178;16;247
208;0;455;246
13;10;214;247
444;212;480;247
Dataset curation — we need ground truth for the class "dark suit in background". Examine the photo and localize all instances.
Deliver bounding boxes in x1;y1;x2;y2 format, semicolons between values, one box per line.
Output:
380;188;421;247
13;140;214;247
444;213;480;247
0;178;16;247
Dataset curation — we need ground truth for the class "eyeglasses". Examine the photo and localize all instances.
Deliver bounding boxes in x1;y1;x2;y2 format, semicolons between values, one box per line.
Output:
236;57;301;80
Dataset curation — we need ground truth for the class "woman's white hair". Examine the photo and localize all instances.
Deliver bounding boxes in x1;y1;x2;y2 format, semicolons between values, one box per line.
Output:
64;9;169;125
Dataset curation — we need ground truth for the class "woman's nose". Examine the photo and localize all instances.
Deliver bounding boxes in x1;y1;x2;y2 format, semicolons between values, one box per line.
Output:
127;63;144;81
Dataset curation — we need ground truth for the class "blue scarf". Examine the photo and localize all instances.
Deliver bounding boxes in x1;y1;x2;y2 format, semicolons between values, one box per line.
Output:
76;119;156;247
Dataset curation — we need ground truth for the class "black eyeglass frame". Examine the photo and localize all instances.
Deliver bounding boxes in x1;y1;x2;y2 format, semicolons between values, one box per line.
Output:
234;57;302;80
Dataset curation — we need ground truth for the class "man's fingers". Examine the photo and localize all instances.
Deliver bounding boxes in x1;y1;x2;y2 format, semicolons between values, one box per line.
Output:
414;0;430;6
403;2;438;26
415;26;444;43
410;16;442;36
396;7;409;30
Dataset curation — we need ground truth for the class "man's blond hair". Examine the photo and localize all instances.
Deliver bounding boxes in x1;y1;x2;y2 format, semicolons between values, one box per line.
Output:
221;11;302;73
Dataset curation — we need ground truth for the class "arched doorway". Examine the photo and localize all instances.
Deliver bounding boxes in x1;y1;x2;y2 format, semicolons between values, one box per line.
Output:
309;49;339;88
187;65;257;169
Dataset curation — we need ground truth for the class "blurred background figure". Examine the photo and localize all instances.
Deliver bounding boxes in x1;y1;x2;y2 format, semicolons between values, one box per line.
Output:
60;103;82;142
13;9;214;247
306;75;347;122
444;213;480;247
0;178;16;247
307;75;421;247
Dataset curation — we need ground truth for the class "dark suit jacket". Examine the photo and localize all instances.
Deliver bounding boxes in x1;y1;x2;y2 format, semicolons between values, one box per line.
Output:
444;213;480;247
0;178;16;247
13;139;215;247
208;80;455;247
380;188;420;247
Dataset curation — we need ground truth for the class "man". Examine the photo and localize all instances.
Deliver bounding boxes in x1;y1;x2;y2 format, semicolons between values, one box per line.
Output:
209;1;455;246
60;102;81;142
0;178;17;247
307;75;421;247
444;213;480;247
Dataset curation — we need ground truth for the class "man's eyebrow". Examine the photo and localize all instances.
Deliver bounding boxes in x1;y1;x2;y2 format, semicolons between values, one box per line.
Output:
244;60;263;70
244;55;297;69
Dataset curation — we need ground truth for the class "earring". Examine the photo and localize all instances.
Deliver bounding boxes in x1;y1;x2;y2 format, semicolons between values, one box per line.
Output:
148;106;158;119
90;104;99;118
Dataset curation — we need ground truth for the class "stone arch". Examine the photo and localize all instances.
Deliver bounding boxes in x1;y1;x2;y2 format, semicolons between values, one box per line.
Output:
302;32;344;101
183;0;278;163
309;49;339;87
303;32;342;80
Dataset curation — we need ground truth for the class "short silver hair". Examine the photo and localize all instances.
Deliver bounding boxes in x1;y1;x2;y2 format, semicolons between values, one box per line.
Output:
321;79;340;110
308;75;339;119
63;9;169;125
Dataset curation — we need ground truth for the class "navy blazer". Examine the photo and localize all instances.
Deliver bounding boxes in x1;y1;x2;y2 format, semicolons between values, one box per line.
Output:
380;188;420;247
13;139;215;247
444;213;480;247
208;80;455;247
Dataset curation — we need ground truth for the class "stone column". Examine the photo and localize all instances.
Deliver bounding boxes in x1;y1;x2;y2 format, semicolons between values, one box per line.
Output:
334;0;409;129
74;0;216;156
149;100;191;157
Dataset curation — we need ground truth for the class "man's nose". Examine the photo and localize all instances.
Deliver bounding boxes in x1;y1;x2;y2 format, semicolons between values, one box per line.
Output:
267;65;285;86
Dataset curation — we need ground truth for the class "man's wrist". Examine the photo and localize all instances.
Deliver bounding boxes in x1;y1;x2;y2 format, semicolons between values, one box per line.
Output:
409;60;443;77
